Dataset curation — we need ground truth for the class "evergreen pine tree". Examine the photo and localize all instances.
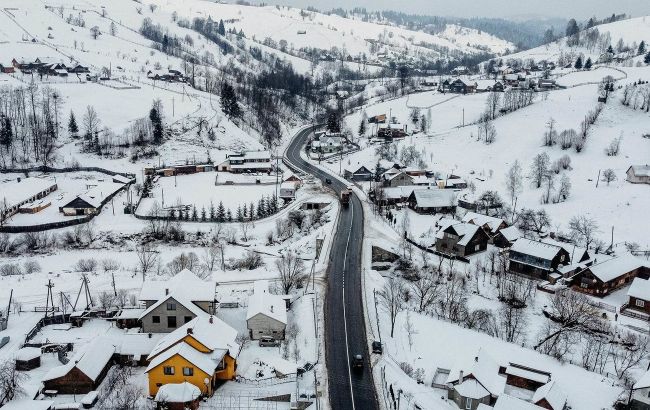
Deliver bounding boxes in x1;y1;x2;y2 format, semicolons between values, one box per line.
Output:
217;201;226;222
645;52;650;65
257;198;265;218
201;206;207;221
638;40;646;56
236;205;243;222
226;209;232;222
68;111;79;137
169;209;176;220
220;83;241;119
326;112;340;133
191;206;198;221
574;56;583;69
249;201;255;220
149;106;163;144
209;202;216;221
242;203;248;219
0;117;12;149
584;57;592;69
218;19;225;36
358;118;366;137
607;45;614;54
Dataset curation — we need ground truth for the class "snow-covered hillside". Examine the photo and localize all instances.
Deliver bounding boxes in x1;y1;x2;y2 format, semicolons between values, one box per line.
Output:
505;16;650;64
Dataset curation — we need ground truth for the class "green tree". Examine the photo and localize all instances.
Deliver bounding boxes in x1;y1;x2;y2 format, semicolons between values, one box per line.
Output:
584;57;592;69
645;52;650;65
220;83;241;119
326;112;341;133
638;40;646;56
0;117;12;148
218;19;225;36
217;201;226;222
574;56;583;69
149;106;163;144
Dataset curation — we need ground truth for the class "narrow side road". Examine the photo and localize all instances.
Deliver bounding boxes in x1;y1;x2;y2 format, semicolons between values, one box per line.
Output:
284;127;379;410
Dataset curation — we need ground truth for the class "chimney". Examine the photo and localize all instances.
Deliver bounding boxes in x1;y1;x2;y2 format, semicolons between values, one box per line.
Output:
209;316;213;324
187;327;193;335
165;288;169;295
459;370;464;382
270;305;274;313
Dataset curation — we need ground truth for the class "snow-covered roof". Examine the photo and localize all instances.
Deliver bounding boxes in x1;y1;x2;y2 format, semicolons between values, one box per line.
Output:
411;189;456;208
232;151;271;160
634;369;650;389
1;400;54;410
628;277;650;301
155;382;201;403
493;394;541;410
15;347;41;361
462;212;505;234
499;226;521;242
505;365;550;384
455;378;490;399
246;280;288;325
139;293;206;320
148;315;239;361
43;338;115;382
116;308;146;319
628;165;650;177
446;348;505;396
113;333;163;358
447;223;482;246
533;380;567;410
146;341;226;375
0;177;56;209
280;181;297;190
586;255;648;283
138;269;216;302
510;238;562;261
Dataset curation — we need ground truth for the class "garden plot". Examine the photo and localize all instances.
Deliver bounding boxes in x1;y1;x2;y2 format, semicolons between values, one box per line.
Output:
137;172;280;217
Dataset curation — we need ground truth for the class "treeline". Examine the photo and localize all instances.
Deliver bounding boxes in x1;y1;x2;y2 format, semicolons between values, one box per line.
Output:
0;85;60;169
179;16;234;55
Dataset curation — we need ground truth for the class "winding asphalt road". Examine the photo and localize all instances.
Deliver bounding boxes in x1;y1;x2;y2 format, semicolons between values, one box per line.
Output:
284;127;379;410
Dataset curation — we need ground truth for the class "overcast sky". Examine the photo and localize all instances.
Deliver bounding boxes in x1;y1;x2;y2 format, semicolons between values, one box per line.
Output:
256;0;647;20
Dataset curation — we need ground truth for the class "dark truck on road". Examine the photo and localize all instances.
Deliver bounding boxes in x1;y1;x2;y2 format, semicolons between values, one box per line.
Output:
340;187;351;207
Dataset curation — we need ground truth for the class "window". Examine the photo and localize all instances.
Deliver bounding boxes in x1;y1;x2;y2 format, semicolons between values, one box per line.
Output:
183;367;194;376
166;303;177;311
465;398;473;409
167;316;177;328
163;366;175;375
475;245;480;251
636;299;645;308
152;315;160;324
184;316;193;324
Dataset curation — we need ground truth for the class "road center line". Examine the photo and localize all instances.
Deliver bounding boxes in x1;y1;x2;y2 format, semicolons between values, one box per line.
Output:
342;201;356;410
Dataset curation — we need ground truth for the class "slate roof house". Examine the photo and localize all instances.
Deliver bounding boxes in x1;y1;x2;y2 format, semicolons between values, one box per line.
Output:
493;226;522;248
344;164;374;181
508;238;570;280
571;256;650;297
461;212;507;241
631;369;650;410
435;221;490;258
246;280;288;340
627;277;650;314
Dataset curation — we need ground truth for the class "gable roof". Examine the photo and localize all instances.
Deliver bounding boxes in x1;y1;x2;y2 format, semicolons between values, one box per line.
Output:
533;380;567;410
139;294;206;320
628;277;650;301
634;369;650;390
155;382;201;403
146;341;226;375
628;165;650;177
148;315;239;360
493;395;541;410
455;378;490;399
462;212;505;234
139;269;216;302
510;238;563;261
411;189;456;208
586;255;649;283
446;348;505;396
43;338;115;382
499;226;521;243
443;223;483;246
246;280;288;325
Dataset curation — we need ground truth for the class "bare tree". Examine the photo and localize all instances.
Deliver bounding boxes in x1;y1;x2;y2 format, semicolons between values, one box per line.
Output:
379;277;406;338
136;243;158;281
529;152;550;188
437;273;468;323
610;331;649;380
275;251;305;294
90;25;101;39
601;168;617;185
567;215;600;248
83;105;101;138
497;304;527;344
505;160;523;205
102;258;120;274
410;271;441;314
240;220;254;242
0;361;26;406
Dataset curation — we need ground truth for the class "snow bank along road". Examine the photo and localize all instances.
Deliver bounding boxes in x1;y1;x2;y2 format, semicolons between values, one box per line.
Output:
285;127;379;410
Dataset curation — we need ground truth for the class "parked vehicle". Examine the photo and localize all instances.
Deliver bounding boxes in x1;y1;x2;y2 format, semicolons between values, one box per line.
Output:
325;178;332;184
259;336;280;347
372;341;383;354
352;354;364;371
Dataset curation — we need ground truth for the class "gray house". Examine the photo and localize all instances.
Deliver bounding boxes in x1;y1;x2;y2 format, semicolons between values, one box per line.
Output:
246;280;288;340
627;165;650;184
383;171;413;188
139;294;207;333
446;349;504;410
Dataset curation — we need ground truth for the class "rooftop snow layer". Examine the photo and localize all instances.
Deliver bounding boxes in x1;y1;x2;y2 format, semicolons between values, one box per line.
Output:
155;382;201;403
246;280;288;325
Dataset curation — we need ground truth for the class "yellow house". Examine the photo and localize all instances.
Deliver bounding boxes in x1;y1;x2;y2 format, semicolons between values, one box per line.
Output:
145;315;239;397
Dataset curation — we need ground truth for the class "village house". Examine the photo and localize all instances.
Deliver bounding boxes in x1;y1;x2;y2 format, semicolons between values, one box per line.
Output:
217;151;273;174
344;164;374;181
408;188;457;214
626;165;650;184
449;78;477;94
377;123;407;139
59;194;101;216
435;221;490;257
378;186;417;206
145;315;239;397
493;226;522;248
627;277;650;314
446;349;505;409
15;347;41;371
508;238;570;280
246;280;288;340
537;78;557;90
42;338;115;394
0;63;15;74
279;181;298;202
571;256;650;297
383;171;414;188
311;134;345;155
631;370;650;410
113;332;163;367
461;212;507;241
1;177;58;222
138;269;217;333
